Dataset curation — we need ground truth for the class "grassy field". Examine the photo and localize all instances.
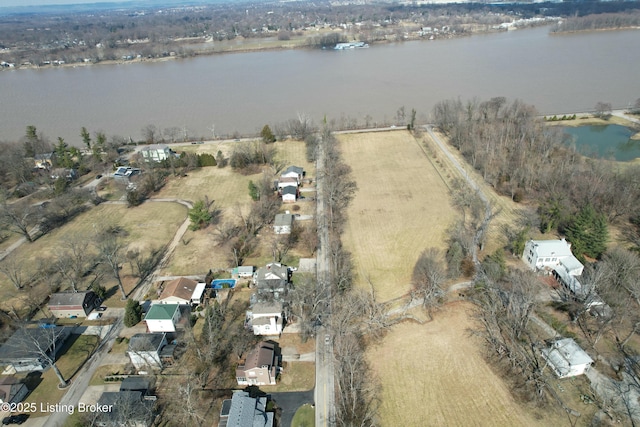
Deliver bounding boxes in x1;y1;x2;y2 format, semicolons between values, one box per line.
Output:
159;139;315;276
368;302;569;427
339;131;459;302
0;202;186;313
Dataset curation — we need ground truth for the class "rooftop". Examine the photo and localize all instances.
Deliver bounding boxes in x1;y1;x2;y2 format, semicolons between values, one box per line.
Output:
159;277;199;301
128;333;166;352
144;304;179;321
282;186;297;196
274;214;294;227
48;290;95;307
243;341;276;370
529;238;574;258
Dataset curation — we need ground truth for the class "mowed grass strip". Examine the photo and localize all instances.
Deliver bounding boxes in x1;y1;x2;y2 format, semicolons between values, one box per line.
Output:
368;303;565;427
339;131;458;302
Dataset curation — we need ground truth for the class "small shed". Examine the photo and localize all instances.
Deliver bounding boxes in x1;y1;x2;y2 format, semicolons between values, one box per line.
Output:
232;266;255;279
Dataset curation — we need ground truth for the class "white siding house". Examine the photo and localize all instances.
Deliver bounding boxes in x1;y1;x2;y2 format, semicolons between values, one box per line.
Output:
127;333;167;371
522;239;584;276
248;302;284;336
280;166;304;182
282;186;297;203
140;144;172;162
144;304;181;333
542;338;593;378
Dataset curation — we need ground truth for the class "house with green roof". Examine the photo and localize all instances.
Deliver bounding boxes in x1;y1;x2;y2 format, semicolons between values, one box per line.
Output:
144;304;181;333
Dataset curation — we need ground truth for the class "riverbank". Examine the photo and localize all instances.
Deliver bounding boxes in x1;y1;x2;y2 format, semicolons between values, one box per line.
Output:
1;24;514;73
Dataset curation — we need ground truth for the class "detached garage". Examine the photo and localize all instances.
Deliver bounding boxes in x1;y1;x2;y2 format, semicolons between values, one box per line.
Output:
48;290;100;318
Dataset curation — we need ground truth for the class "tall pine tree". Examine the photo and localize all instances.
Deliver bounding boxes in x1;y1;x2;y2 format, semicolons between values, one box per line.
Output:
565;204;608;261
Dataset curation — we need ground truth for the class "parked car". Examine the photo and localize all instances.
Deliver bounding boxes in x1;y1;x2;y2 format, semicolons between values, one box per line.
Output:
2;414;29;425
95;174;103;179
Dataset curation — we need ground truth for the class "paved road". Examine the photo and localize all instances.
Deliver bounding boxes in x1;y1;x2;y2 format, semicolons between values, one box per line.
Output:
314;132;336;427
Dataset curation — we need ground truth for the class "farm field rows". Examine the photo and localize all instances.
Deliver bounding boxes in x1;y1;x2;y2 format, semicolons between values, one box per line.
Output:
339;130;458;302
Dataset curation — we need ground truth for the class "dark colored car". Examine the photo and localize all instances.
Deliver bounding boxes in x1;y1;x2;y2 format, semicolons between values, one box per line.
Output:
95;174;103;179
2;414;29;425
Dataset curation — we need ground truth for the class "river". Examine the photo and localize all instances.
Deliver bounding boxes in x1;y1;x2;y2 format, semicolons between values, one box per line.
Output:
1;26;639;145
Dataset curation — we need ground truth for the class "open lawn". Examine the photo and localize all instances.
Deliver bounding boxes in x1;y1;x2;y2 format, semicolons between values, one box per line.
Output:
24;334;99;417
260;361;315;393
368;302;569;427
291;404;315;427
160;139;314;276
0;202;186;314
339;131;458;302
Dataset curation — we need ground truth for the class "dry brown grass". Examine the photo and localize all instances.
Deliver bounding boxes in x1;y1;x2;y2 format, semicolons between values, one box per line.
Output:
368;302;570;427
0;202;186;313
339;131;458;302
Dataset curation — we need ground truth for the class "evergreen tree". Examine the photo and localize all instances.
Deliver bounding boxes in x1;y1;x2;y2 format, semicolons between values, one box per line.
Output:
188;200;212;230
248;180;259;201
261;124;276;143
565;204;608;260
80;127;91;150
124;299;143;327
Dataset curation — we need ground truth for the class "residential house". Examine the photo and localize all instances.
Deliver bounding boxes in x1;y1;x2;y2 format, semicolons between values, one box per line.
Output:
96;390;155;427
236;341;278;386
247;302;284;336
127;333;167;371
113;166;141;181
140;144;172;162
154;277;205;306
253;263;290;301
280;165;304;183
48;290;100;318
232;266;255;279
219;391;274;427
277;177;299;190
50;168;78;181
542;338;593;378
522;239;584;276
34;152;54;169
0;376;28;404
281;186;297;203
144;304;181;333
273;213;294;235
0;327;72;372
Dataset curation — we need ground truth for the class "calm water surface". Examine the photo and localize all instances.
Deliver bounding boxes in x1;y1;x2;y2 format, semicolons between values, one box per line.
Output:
1;26;639;145
564;125;639;161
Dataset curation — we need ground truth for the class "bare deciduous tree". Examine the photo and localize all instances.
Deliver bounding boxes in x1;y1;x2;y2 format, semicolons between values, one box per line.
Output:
411;248;446;319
